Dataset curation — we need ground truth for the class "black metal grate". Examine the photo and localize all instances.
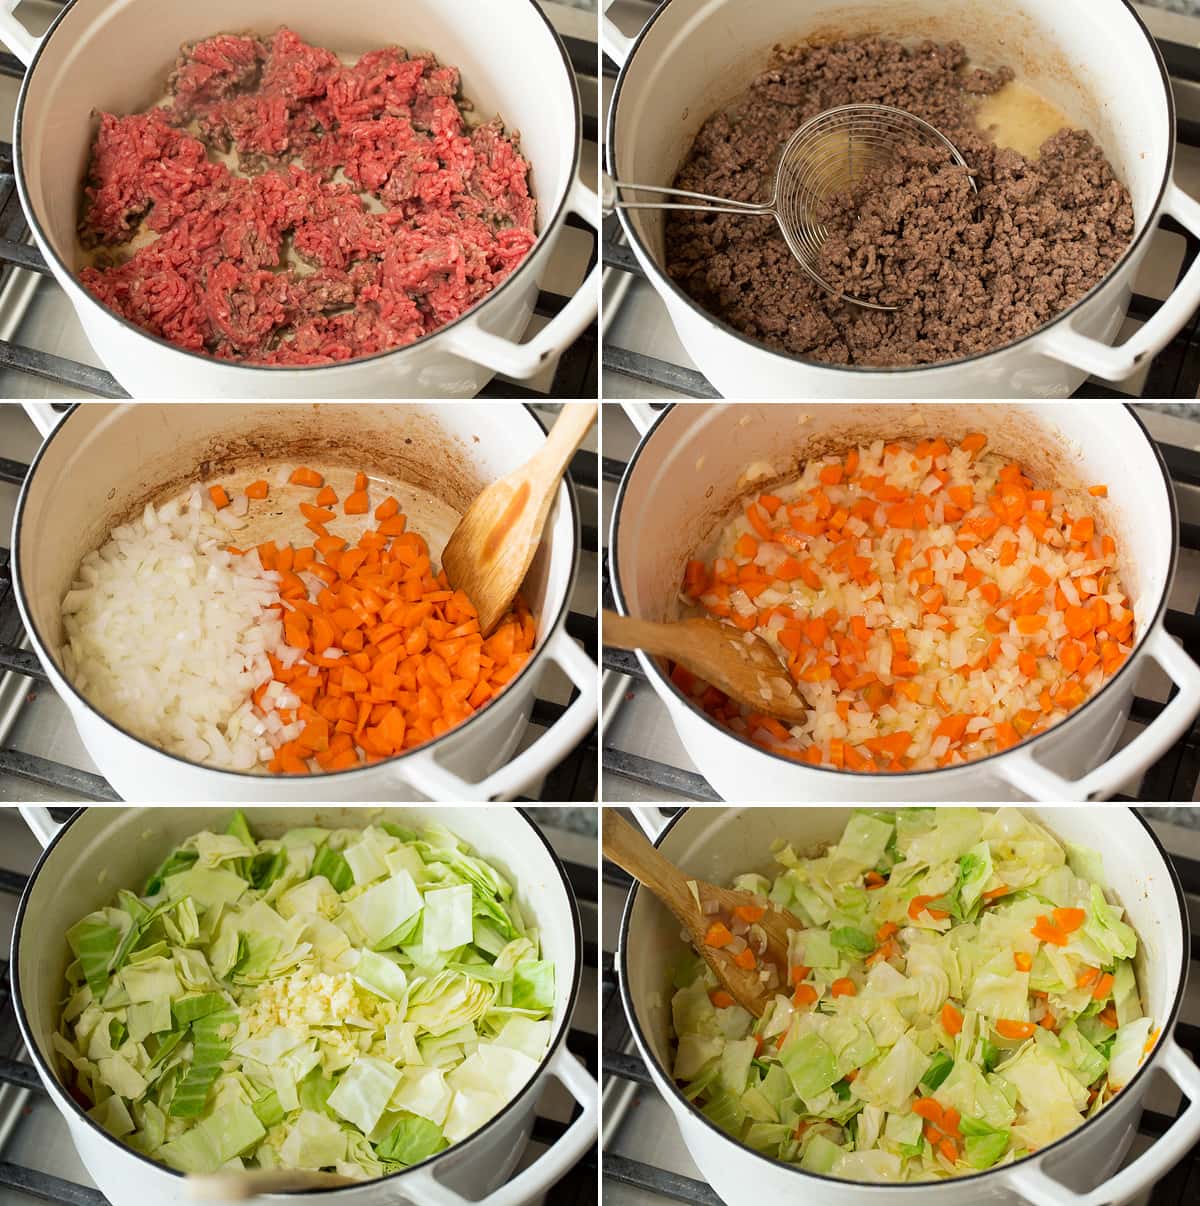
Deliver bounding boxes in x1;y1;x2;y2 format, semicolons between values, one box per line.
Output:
601;429;1200;803
601;823;1200;1204
0;812;598;1205
0;437;598;802
0;25;597;400
601;35;1200;400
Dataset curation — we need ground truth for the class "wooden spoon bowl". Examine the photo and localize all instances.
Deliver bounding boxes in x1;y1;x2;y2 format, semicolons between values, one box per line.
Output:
603;810;802;1017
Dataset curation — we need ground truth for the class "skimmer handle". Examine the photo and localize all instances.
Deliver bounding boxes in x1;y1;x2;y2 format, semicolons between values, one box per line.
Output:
604;176;772;216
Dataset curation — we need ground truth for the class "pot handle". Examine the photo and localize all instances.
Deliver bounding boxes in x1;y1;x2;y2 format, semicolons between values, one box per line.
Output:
439;177;599;381
994;626;1200;801
628;806;670;839
0;0;41;67
400;628;596;801
18;806;64;847
401;1047;597;1206
618;401;660;437
601;3;635;69
1039;182;1200;382
21;402;71;437
1001;1037;1200;1206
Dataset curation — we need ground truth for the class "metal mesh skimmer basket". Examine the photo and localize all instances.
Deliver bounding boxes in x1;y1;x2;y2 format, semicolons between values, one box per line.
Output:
612;103;976;311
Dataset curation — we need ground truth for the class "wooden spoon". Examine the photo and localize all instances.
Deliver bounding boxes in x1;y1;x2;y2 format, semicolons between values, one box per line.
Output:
187;1169;358;1199
602;610;807;725
441;402;598;636
603;810;803;1017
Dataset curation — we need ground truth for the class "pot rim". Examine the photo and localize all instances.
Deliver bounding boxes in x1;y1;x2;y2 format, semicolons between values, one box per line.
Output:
605;0;1173;378
608;402;1179;785
12;401;582;784
11;804;584;1197
13;0;582;377
616;804;1191;1193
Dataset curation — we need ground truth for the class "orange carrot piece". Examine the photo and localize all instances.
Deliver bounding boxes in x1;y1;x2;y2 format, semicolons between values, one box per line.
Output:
209;485;230;510
290;466;323;488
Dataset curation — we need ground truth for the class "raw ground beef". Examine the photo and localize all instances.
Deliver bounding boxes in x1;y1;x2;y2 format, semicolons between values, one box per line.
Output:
663;38;1134;367
77;28;537;365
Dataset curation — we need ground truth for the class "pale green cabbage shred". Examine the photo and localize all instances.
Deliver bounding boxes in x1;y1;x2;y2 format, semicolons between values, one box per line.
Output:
670;808;1153;1183
57;814;555;1178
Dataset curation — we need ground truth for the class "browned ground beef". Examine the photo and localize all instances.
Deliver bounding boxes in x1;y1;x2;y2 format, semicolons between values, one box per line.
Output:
663;38;1134;367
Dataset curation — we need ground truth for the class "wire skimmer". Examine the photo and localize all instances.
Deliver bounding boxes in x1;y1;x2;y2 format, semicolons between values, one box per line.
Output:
610;103;976;311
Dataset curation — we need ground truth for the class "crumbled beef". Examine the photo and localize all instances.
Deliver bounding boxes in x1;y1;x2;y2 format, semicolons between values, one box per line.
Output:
663;37;1134;366
77;27;537;364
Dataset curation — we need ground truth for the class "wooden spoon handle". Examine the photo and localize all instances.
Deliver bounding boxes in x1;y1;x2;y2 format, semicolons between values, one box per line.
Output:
603;809;697;923
532;401;599;482
602;610;677;659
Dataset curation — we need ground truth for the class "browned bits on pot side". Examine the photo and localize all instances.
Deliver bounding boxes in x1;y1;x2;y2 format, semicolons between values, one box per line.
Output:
663;37;1134;367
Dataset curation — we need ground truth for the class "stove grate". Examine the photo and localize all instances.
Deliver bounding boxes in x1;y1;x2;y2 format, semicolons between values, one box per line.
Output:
601;427;1200;803
601;830;1200;1204
0;23;598;400
0;436;598;802
600;34;1200;400
0;817;598;1205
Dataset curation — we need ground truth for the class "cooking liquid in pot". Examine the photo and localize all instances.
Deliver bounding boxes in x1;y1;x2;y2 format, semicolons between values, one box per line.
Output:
672;433;1132;773
58;461;536;775
974;80;1076;160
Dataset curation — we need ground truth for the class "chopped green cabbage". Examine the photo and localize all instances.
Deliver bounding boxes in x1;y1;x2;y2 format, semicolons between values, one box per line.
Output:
670;809;1150;1183
58;813;555;1180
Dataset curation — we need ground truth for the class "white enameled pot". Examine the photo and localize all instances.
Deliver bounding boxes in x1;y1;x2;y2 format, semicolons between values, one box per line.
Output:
12;805;597;1206
12;402;597;803
609;402;1200;801
0;0;598;399
617;806;1200;1206
604;0;1200;398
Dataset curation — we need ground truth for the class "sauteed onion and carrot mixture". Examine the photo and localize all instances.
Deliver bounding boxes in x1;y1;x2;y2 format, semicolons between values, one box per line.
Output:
677;434;1132;771
60;468;535;773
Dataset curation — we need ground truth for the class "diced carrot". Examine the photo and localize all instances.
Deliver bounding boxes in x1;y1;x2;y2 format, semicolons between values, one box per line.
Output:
245;479;269;499
830;977;857;998
316;484;338;507
1014;951;1033;972
209;484;230;510
1091;972;1115;1002
996;1019;1037;1040
733;903;766;923
733;947;757;970
709;989;735;1009
705;922;734;949
913;1097;944;1124
960;433;987;456
909;894;949;922
345;490;370;515
941;1002;963;1036
1098;1005;1119;1028
792;983;818;1007
876;921;899;943
290;466;323;487
1031;915;1068;946
1052;907;1086;933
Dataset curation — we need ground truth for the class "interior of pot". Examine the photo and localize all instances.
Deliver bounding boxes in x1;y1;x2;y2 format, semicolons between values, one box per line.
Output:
623;806;1184;1148
17;403;574;672
19;0;576;263
612;0;1170;263
17;805;579;1125
615;402;1171;662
